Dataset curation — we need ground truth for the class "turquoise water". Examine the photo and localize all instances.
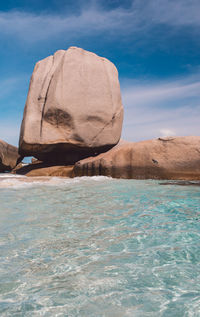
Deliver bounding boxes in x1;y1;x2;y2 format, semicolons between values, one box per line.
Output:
0;174;200;316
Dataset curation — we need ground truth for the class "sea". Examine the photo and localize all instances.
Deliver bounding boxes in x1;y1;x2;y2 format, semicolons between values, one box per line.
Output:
0;174;200;317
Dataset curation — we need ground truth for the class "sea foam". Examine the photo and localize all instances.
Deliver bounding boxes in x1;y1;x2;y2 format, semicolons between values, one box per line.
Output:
0;174;112;189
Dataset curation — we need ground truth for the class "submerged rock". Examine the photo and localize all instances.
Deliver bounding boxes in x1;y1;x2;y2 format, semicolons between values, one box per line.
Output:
160;181;200;186
19;46;123;164
0;140;21;172
74;136;200;180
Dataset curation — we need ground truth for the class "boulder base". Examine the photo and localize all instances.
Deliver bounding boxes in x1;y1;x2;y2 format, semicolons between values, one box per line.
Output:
19;47;123;163
74;136;200;180
14;162;74;177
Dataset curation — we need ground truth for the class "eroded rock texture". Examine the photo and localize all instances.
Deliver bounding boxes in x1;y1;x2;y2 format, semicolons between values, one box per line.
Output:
19;47;123;163
74;136;200;180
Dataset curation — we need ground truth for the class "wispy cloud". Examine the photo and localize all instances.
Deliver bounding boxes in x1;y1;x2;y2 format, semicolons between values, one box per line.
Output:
0;7;131;43
0;0;200;44
142;0;200;27
121;73;200;141
122;75;200;108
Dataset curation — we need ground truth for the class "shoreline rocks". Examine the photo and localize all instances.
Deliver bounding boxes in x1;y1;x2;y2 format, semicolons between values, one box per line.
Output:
19;47;123;164
74;136;200;180
14;136;200;180
0;140;22;172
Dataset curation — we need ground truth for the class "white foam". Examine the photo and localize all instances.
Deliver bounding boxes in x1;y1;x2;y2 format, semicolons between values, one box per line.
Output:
75;176;112;181
0;174;112;189
0;173;24;178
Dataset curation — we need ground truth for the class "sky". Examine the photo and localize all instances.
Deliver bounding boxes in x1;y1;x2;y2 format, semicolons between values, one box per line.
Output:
0;0;200;146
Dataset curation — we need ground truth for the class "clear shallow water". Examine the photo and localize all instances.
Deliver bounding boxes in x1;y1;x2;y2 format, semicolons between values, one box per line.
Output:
0;175;200;317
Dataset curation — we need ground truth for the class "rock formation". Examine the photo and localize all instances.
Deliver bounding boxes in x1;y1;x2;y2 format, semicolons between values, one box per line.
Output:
0;140;21;172
19;47;123;164
74;136;200;180
16;46;200;180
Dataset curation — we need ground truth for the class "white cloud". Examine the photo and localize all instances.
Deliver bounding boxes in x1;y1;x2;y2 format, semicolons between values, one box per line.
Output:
121;74;200;141
0;0;200;43
159;129;176;137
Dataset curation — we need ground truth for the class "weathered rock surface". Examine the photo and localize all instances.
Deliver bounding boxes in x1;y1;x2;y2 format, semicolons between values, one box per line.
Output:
19;47;123;163
74;136;200;180
0;140;21;172
14;161;74;177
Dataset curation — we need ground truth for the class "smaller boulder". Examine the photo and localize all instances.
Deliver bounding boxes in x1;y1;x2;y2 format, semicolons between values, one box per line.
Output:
0;140;22;172
74;136;200;180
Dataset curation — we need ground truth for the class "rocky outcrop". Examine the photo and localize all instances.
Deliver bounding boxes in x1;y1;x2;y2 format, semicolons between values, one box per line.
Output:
19;47;123;164
0;140;21;172
74;136;200;180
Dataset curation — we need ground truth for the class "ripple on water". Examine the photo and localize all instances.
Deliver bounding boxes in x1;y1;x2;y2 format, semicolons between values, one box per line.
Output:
0;175;200;316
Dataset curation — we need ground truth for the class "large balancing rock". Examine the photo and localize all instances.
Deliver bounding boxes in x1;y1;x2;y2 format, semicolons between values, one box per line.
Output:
19;47;123;163
0;140;21;172
74;136;200;180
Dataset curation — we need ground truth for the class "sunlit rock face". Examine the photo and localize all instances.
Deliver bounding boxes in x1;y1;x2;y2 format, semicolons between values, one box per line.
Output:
0;140;21;172
74;136;200;180
19;47;123;164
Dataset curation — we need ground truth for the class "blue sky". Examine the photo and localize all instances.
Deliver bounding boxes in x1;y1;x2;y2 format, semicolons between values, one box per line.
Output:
0;0;200;146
